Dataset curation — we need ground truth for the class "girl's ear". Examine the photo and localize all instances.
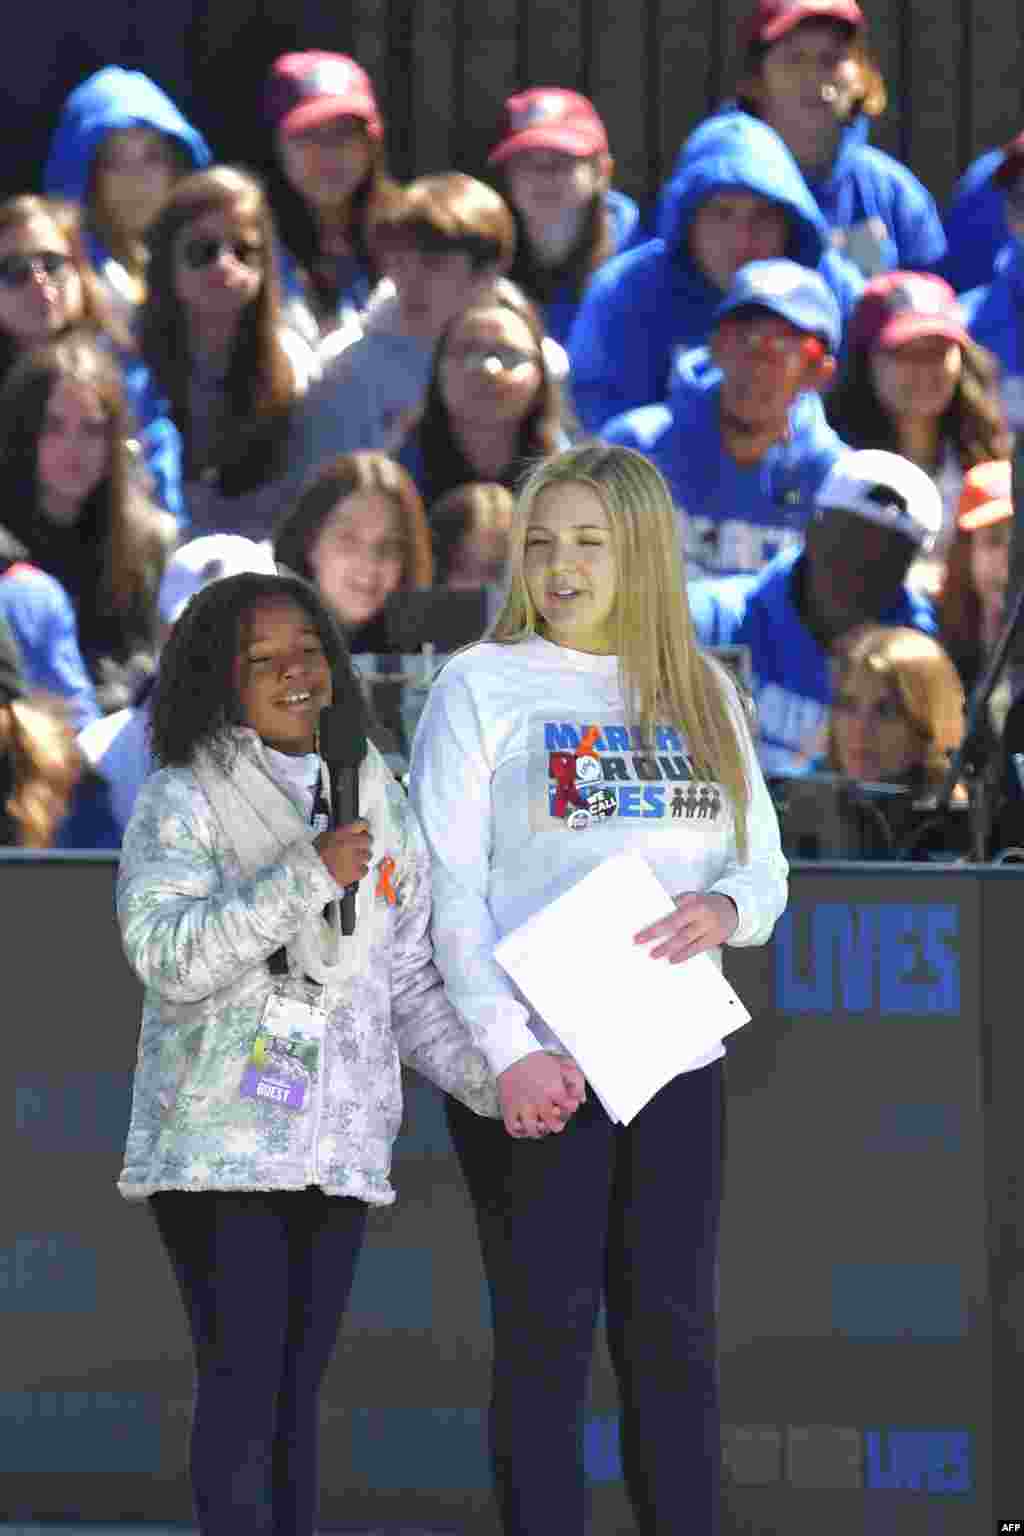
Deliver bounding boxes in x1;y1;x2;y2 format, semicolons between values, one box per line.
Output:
594;153;614;193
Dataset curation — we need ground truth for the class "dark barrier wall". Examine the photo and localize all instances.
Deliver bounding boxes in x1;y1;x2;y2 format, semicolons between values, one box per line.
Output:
1;854;1020;1532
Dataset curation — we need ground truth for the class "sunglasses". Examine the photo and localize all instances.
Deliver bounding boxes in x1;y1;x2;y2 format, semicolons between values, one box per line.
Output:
720;319;826;363
180;237;264;271
444;346;540;372
0;251;72;288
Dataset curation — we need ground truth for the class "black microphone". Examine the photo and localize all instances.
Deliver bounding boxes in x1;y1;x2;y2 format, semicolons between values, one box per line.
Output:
319;696;366;937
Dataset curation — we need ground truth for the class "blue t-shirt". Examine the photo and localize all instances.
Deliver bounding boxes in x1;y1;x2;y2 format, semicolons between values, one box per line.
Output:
688;545;938;774
603;348;845;578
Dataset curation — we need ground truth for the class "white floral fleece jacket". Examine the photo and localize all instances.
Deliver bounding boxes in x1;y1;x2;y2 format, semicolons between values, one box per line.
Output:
116;731;499;1205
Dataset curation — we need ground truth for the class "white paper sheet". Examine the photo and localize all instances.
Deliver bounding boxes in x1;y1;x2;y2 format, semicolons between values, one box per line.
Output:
493;852;751;1125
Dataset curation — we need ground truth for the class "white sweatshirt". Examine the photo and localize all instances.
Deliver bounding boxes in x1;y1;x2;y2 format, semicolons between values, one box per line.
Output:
409;635;789;1078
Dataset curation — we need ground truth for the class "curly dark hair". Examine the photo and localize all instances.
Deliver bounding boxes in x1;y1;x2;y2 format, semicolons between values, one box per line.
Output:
149;572;368;769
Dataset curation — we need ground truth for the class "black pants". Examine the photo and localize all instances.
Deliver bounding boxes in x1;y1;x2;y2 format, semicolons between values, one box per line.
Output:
150;1187;367;1536
446;1061;724;1536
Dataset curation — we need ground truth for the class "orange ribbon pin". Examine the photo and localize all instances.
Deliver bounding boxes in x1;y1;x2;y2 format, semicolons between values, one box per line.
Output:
375;855;398;906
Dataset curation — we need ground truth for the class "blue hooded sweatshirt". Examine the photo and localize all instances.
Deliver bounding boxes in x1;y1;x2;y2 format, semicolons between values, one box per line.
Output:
43;68;211;282
603;349;845;579
939;148;1009;296
687;545;937;775
567;113;863;433
961;237;1024;434
673;109;945;279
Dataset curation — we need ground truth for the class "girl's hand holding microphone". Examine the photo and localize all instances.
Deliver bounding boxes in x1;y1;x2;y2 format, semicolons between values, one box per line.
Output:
314;821;373;887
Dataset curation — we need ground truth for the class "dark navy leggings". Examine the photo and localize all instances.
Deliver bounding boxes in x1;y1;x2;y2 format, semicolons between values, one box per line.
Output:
446;1060;724;1536
150;1187;367;1536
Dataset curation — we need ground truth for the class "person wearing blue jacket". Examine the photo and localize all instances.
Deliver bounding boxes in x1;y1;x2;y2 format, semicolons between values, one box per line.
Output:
604;260;845;580
688;449;941;774
487;88;642;348
940;141;1018;297
960;136;1024;436
44;67;211;314
700;0;946;279
568;111;863;433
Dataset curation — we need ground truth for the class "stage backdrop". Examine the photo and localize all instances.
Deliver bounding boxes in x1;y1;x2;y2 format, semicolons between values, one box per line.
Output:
1;854;1019;1533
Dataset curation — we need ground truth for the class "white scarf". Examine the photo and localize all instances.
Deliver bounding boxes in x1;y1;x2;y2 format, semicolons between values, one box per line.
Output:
192;731;376;986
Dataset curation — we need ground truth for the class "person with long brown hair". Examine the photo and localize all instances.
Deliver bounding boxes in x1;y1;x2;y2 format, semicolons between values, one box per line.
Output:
826;272;1010;576
0;193;183;518
0;612;81;847
274;451;431;653
0;195;129;384
275;451;434;765
264;51;400;345
410;442;787;1536
139;165;319;540
487;88;641;347
400;279;567;508
0;332;173;712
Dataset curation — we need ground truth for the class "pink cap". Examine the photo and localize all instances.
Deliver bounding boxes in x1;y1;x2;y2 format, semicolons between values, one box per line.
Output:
266;52;382;141
488;89;608;167
740;0;864;52
848;272;970;355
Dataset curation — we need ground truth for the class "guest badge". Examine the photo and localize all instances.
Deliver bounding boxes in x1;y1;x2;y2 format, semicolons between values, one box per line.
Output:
239;990;326;1112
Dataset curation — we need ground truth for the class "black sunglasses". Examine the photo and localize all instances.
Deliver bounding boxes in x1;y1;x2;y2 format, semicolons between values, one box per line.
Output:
180;237;264;271
0;251;71;288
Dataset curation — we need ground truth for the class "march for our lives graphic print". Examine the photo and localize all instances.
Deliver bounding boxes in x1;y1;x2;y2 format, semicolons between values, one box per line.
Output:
536;716;723;830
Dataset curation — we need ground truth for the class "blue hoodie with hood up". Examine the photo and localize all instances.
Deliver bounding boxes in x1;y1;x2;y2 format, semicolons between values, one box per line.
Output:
603;348;845;580
567;114;863;433
673;109;946;280
44;67;211;284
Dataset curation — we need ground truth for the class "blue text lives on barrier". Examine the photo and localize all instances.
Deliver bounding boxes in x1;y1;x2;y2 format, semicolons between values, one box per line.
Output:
776;903;959;1015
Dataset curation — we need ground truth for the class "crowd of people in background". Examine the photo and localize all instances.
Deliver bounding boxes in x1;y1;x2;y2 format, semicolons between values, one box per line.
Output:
3;0;1024;859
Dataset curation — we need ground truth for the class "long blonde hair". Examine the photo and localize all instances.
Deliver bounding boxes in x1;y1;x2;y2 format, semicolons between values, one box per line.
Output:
491;442;753;858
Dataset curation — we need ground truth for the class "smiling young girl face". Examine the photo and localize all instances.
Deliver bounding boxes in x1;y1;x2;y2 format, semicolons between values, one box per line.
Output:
234;595;333;754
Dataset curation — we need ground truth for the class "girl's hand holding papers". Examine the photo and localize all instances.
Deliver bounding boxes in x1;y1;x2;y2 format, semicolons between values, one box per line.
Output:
634;892;739;965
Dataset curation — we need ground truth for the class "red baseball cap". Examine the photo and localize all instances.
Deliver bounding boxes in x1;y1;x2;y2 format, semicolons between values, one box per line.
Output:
958;461;1013;532
740;0;864;52
994;131;1024;191
488;89;608;167
848;271;970;354
266;52;383;141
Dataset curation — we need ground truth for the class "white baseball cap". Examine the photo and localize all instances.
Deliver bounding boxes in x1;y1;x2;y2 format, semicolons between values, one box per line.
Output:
158;535;279;626
814;450;944;553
